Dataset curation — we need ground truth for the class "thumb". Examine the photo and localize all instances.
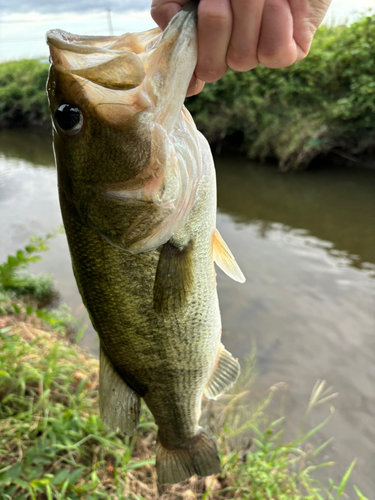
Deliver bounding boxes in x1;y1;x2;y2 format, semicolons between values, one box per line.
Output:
151;1;190;30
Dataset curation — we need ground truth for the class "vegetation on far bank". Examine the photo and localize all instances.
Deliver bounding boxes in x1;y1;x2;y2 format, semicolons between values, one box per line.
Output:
187;14;375;170
0;59;50;129
0;14;374;169
0;236;370;499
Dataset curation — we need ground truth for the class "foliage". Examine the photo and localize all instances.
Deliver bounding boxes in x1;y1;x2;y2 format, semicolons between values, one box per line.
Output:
0;233;55;302
0;59;50;128
0;230;75;333
0;323;369;499
0;324;156;500
186;14;375;169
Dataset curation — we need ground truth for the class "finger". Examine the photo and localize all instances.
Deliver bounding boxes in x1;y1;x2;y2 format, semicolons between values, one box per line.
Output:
195;0;233;83
226;0;265;71
150;0;189;30
186;75;205;97
289;0;332;57
257;0;302;68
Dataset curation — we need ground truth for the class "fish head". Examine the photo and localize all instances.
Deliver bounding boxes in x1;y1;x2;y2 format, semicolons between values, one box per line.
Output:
46;4;197;185
47;4;201;252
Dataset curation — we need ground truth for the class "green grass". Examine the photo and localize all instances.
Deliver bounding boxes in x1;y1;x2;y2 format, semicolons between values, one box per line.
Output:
0;239;370;499
0;232;56;303
0;323;156;499
0;230;77;334
0;324;369;500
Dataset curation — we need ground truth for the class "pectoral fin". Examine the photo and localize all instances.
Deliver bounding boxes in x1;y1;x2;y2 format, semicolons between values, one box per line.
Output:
213;229;246;283
153;239;194;315
99;345;141;435
205;344;240;400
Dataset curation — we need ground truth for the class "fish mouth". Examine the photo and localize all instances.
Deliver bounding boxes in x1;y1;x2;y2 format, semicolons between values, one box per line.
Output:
47;30;119;55
46;2;197;93
47;2;197;97
46;30;150;90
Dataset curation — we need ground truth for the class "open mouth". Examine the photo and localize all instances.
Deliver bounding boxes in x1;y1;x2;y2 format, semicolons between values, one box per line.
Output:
46;2;197;81
47;3;197;124
46;29;155;90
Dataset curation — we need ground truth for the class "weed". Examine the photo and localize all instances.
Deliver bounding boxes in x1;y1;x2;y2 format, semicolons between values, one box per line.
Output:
0;229;76;333
0;323;367;499
0;59;50;128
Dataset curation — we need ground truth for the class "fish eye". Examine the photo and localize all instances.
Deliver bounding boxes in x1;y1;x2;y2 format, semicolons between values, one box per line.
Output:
55;104;83;135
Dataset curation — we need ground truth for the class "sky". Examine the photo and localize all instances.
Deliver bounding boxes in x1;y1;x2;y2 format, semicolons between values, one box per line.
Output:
0;0;374;62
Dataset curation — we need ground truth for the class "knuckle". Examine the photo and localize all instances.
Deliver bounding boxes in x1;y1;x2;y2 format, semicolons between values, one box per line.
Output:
198;5;231;31
150;6;161;24
196;65;227;83
257;48;295;68
263;0;286;15
150;5;169;28
187;80;205;97
227;47;258;72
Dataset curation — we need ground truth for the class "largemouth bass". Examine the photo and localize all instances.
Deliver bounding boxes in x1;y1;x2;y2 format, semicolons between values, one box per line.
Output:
46;3;245;484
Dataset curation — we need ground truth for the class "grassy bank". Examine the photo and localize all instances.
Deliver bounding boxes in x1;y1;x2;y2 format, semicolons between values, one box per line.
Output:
0;14;374;169
187;14;375;170
0;236;370;499
0;318;365;500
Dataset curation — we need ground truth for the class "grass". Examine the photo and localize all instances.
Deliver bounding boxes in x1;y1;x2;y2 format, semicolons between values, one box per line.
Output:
0;321;369;500
0;238;370;499
0;230;76;334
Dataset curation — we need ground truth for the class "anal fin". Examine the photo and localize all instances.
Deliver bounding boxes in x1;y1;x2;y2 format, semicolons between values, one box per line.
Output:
99;345;141;435
213;229;245;283
205;344;240;400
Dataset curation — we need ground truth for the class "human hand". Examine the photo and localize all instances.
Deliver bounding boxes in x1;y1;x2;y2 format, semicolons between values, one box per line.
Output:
151;0;332;96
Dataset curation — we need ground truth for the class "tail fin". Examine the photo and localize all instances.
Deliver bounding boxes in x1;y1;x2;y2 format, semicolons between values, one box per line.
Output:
156;427;221;484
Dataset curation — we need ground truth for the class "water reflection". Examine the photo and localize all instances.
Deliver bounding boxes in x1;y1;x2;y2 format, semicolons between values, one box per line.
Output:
0;128;54;166
216;155;375;271
0;131;374;497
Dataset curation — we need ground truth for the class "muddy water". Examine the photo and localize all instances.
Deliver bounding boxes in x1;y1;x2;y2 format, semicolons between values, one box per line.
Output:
0;129;374;498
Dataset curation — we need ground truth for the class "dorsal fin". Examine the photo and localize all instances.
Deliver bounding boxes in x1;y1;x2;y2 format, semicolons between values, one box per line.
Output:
212;229;245;283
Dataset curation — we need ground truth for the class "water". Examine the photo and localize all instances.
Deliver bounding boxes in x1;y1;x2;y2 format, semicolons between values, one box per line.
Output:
1;129;374;497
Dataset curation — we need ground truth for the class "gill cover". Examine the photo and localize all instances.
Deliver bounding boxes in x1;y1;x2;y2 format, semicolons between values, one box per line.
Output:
47;4;202;253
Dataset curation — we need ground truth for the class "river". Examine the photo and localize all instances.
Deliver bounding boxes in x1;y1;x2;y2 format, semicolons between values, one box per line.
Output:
0;128;374;498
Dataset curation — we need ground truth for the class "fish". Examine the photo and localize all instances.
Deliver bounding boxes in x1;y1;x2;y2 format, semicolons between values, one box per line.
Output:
46;3;245;484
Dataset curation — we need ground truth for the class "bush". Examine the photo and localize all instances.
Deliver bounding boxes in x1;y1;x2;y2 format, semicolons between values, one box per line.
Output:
0;59;50;128
186;15;375;169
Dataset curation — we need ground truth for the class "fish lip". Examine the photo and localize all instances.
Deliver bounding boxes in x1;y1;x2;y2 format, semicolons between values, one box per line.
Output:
46;2;197;61
46;29;118;55
46;0;197;55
